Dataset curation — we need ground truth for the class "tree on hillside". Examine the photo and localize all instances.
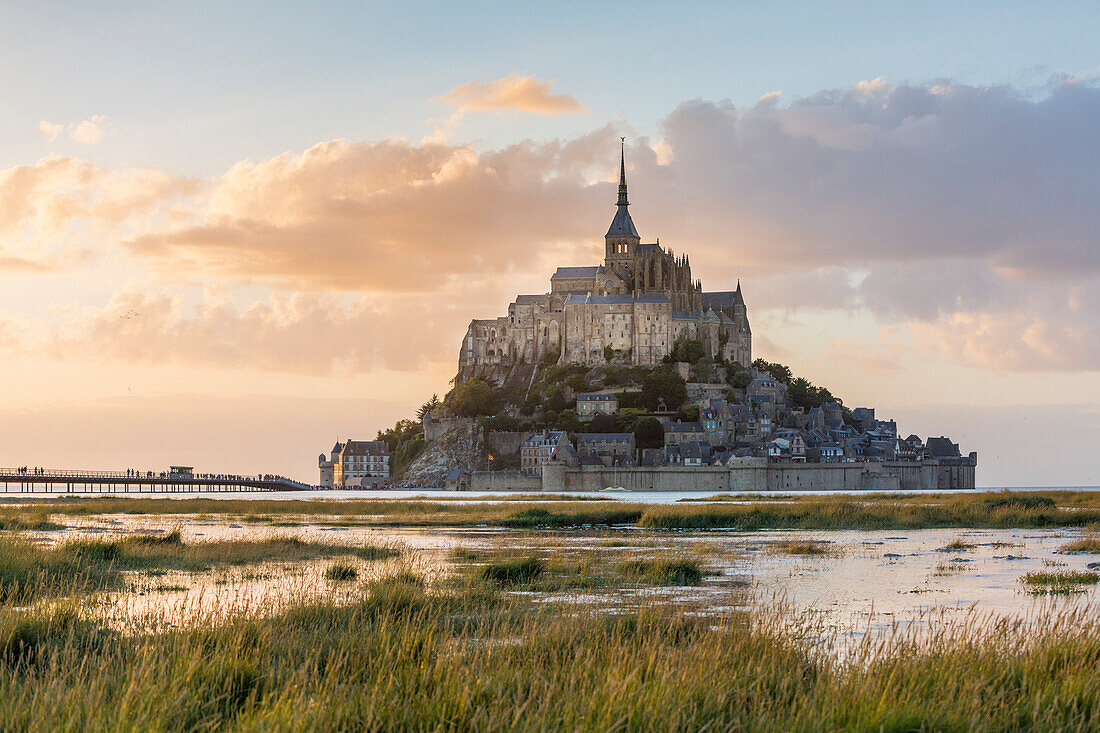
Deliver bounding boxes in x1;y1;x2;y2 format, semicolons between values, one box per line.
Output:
665;338;706;364
752;359;792;384
675;404;701;422
787;377;842;410
416;394;441;421
641;366;687;412
588;413;620;433
694;355;716;382
448;379;500;417
727;362;752;389
633;416;664;451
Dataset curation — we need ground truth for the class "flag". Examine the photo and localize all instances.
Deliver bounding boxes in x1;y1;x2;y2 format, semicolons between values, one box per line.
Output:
488;453;495;461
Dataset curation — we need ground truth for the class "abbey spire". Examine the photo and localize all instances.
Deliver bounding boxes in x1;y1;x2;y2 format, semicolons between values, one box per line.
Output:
605;138;640;239
617;137;629;206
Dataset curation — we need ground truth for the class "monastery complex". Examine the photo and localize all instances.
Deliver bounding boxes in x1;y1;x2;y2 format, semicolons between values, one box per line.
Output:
459;143;752;374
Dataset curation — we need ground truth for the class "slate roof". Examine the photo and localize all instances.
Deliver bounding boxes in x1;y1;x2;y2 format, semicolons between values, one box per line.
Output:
926;436;961;458
564;293;671;306
664;421;704;433
577;433;634;443
340;440;388;456
701;289;745;310
578;394;617;402
551;266;604;280
636;243;662;254
523;430;565;447
513;294;545;305
606;205;640;238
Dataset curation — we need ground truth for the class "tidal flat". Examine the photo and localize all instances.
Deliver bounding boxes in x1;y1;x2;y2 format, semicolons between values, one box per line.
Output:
1;492;1100;729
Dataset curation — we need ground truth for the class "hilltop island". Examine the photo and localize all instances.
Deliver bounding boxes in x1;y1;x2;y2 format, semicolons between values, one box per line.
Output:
329;146;976;492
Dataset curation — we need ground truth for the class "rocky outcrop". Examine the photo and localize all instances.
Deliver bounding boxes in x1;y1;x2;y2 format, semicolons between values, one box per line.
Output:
403;419;485;487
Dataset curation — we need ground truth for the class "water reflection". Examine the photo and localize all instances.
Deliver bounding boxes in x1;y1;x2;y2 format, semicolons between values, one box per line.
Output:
23;517;1100;643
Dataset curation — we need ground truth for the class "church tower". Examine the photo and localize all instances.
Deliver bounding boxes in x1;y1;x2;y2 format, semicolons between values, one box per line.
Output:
604;139;640;281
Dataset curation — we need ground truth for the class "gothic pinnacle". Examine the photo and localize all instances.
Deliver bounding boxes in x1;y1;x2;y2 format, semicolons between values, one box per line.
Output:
617;137;629;207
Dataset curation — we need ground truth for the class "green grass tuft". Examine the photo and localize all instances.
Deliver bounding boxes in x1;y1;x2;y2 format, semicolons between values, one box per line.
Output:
325;562;358;582
1020;570;1100;596
616;558;703;585
479;556;545;585
773;539;833;556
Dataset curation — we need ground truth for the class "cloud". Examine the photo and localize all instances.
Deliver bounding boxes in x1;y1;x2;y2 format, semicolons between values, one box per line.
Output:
435;73;585;116
0;156;197;270
37;121;63;141
7;76;1100;374
124;130;619;291
47;283;524;375
70;115;111;144
35;116;113;144
829;327;907;375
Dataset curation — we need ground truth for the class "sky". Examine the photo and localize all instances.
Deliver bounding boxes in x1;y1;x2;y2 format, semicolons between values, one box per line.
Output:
0;1;1097;486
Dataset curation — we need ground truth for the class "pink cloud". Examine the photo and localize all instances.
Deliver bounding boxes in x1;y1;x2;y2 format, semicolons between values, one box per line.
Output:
435;72;585;116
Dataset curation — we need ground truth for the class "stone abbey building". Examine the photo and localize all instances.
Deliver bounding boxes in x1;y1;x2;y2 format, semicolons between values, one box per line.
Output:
459;144;752;374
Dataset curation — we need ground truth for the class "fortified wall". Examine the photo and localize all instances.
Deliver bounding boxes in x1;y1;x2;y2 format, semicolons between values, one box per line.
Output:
534;454;977;493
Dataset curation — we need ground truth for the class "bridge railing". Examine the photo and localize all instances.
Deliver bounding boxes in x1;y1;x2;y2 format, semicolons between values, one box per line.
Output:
0;468;317;490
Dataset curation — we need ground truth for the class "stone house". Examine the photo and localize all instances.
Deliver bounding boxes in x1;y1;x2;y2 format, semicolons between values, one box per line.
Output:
520;430;569;476
577;433;636;466
663;420;705;447
320;440;390;488
577;393;619;420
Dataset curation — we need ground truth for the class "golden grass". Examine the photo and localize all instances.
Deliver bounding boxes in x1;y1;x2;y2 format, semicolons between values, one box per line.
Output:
2;573;1100;729
4;490;1100;532
1061;535;1100;554
0;532;396;604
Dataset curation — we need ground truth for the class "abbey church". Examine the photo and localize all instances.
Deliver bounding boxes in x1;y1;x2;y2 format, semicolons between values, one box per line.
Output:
458;144;752;375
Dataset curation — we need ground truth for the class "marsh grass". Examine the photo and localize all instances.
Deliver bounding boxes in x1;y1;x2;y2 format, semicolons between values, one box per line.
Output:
0;532;397;603
6;490;1100;532
1020;570;1100;596
324;562;358;582
934;562;969;576
1061;535;1100;554
942;539;976;551
479;556;545;585
772;539;835;556
0;512;63;532
3;574;1100;729
615;558;703;585
461;549;706;591
638;492;1100;531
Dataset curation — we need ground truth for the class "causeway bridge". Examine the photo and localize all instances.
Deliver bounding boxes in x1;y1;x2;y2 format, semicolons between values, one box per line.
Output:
0;467;315;494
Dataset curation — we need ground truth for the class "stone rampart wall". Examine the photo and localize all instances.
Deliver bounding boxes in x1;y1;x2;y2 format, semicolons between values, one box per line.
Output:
486;431;529;458
423;415;475;443
541;457;976;492
470;470;543;491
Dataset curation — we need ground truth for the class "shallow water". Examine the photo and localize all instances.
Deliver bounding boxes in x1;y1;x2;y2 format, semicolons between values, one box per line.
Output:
4;486;1100;504
24;516;1098;642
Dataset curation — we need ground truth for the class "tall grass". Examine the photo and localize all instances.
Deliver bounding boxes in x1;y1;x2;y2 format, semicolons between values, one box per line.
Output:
0;533;397;603
638;494;1100;531
615;558;703;585
773;539;834;556
5;490;1100;531
1062;535;1100;554
2;577;1100;729
1020;570;1100;596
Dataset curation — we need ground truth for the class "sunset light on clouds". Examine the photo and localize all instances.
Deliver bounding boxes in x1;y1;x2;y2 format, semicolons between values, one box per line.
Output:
0;1;1097;486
